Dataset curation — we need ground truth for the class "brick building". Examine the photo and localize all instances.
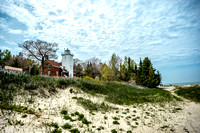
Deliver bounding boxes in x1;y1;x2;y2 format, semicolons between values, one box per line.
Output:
39;49;75;77
39;58;69;77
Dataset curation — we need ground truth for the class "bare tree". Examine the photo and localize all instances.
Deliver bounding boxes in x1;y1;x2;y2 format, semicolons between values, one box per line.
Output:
19;40;58;75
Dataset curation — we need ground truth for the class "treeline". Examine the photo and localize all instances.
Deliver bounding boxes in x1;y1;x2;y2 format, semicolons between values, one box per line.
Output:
74;53;161;88
0;49;39;75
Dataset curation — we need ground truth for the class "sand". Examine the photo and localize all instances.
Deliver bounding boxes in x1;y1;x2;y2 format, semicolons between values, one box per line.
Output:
0;86;200;133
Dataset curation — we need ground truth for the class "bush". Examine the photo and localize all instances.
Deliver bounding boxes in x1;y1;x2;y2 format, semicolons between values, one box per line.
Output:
51;128;62;133
60;110;68;115
70;128;80;133
62;123;72;129
175;86;200;102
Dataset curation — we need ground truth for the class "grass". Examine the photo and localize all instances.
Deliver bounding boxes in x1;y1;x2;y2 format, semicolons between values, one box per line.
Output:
63;115;74;121
21;114;27;118
62;123;72;129
70;128;80;133
113;120;120;125
0;104;37;115
51;128;62;133
111;129;117;133
0;70;180;111
175;86;200;102
60;110;68;115
112;116;120;120
76;97;114;111
50;122;59;129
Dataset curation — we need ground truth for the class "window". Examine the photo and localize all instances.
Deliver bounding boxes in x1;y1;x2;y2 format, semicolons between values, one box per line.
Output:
56;71;58;77
48;71;51;76
48;64;51;69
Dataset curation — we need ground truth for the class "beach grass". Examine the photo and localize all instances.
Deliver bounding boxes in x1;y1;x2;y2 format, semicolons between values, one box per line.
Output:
175;85;200;102
0;70;180;111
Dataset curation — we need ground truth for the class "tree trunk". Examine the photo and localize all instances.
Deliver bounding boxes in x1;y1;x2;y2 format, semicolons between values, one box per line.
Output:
42;57;44;75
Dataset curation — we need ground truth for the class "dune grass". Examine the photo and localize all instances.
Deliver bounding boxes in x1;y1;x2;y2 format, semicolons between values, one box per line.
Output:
175;85;200;102
75;97;114;111
0;71;180;111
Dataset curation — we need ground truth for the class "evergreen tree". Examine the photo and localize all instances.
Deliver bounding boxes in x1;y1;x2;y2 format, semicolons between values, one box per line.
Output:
136;57;161;88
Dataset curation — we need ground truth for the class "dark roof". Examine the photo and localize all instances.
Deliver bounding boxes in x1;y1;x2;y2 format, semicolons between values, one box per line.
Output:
48;60;62;67
47;60;68;73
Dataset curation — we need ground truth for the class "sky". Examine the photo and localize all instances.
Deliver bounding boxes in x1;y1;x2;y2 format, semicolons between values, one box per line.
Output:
0;0;200;84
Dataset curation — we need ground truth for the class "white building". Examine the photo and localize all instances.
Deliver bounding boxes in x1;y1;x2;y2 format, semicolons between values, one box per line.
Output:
61;48;74;77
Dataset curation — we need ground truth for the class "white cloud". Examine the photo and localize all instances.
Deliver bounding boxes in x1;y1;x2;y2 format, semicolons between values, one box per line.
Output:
0;35;4;39
8;29;22;34
0;0;200;66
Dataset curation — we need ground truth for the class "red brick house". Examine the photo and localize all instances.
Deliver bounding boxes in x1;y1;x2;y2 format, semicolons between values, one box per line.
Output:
39;59;69;77
39;49;76;77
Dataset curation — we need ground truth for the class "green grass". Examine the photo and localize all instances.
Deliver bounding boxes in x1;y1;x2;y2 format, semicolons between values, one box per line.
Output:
49;122;59;129
63;115;74;121
175;86;200;102
21;114;27;118
113;121;120;125
112;116;120;120
0;71;180;110
111;129;117;133
70;128;80;133
0;104;37;115
51;128;62;133
60;110;68;115
76;97;114;111
62;123;72;129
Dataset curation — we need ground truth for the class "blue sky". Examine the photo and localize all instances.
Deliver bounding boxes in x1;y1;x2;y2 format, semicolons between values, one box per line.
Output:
0;0;200;84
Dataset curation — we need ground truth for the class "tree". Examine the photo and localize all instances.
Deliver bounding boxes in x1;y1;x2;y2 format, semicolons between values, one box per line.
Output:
101;65;114;81
30;64;39;75
75;64;83;77
0;49;11;68
19;40;58;75
109;53;121;80
10;57;21;68
135;57;161;88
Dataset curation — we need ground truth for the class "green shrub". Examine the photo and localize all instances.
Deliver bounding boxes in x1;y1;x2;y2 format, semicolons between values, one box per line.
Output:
64;115;73;121
82;118;91;125
78;113;84;120
111;129;117;133
175;86;200;102
75;111;79;115
70;128;80;133
50;122;59;129
21;114;27;118
113;121;120;125
60;110;68;115
62;123;72;129
112;117;120;120
51;128;62;133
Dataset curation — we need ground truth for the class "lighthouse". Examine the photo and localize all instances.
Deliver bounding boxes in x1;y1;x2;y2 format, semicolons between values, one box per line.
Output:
61;48;74;77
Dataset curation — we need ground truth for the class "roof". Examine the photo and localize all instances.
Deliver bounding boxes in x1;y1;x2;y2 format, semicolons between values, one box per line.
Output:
5;66;23;72
48;60;62;67
47;60;68;73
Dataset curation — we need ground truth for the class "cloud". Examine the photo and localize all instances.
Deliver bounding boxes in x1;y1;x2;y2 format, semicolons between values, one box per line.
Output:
0;0;199;67
0;35;4;39
8;29;22;34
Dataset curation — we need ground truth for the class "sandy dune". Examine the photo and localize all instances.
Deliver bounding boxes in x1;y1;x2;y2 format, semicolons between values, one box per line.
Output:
0;86;200;133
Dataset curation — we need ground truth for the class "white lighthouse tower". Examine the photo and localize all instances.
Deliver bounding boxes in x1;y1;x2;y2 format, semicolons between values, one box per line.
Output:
62;48;74;77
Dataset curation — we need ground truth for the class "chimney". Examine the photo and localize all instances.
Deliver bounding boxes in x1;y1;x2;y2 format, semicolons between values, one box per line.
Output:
45;55;49;60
